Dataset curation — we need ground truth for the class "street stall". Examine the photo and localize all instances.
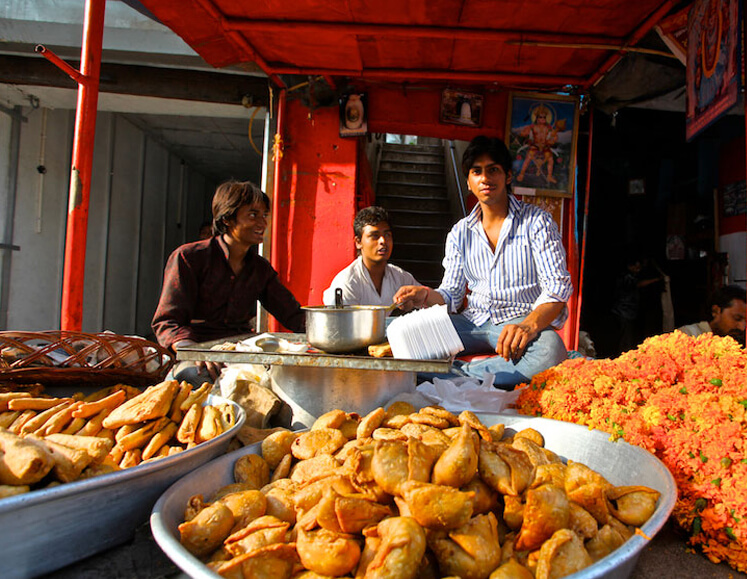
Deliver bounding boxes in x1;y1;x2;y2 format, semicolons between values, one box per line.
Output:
3;0;746;577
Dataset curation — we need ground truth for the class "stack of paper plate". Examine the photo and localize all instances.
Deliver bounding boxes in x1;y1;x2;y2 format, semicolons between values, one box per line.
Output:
386;304;464;359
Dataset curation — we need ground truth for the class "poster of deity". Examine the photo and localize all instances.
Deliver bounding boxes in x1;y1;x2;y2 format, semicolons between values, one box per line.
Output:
685;0;740;140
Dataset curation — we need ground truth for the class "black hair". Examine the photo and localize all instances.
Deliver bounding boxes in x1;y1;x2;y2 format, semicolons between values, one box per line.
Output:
211;181;270;235
461;135;513;178
711;285;747;310
353;206;391;238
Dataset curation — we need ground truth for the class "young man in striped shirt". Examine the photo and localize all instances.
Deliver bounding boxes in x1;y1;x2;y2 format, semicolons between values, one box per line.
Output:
393;136;573;388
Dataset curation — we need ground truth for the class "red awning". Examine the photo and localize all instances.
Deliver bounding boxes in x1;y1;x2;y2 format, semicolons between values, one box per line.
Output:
137;0;677;91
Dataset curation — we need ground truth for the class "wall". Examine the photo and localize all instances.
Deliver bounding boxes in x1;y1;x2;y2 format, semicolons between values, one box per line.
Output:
0;105;215;336
271;97;358;322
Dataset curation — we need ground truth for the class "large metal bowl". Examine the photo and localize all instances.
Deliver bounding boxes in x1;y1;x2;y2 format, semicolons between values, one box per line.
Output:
151;413;676;579
2;395;245;579
302;304;387;353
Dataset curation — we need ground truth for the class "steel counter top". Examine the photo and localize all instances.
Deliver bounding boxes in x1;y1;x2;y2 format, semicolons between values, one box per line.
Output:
175;333;453;373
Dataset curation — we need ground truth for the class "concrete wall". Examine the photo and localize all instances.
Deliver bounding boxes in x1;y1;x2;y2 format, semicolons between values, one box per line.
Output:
0;105;215;337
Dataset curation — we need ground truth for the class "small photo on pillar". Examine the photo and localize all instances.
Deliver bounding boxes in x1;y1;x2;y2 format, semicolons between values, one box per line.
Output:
339;93;368;137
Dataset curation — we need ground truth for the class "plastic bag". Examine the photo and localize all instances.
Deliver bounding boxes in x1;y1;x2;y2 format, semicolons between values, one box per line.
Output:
415;372;525;414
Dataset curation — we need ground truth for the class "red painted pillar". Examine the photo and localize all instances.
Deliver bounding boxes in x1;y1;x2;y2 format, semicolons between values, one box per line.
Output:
270;99;359;331
57;0;105;330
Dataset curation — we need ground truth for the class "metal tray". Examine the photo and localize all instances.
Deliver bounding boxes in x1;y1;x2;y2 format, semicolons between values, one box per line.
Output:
1;395;245;579
150;413;676;579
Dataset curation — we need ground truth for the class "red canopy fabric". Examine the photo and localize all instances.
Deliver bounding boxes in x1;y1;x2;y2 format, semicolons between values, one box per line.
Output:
138;0;676;91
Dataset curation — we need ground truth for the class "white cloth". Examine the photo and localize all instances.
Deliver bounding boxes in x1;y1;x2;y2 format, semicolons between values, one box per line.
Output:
323;257;418;312
677;321;712;337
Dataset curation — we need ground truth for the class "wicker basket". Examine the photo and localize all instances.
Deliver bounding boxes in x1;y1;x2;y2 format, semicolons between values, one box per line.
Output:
0;331;174;387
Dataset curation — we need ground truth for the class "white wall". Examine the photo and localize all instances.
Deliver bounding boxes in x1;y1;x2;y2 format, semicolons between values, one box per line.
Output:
1;105;216;336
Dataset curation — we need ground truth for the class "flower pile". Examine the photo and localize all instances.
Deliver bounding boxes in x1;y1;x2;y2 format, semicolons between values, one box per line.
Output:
515;331;747;572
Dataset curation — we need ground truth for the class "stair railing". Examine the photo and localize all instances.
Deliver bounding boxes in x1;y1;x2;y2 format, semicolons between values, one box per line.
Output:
448;140;468;217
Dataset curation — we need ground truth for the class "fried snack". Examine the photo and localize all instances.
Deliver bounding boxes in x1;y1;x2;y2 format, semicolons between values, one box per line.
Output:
564;461;612;525
8;410;37;434
20;401;72;435
534;528;593;579
428;512;502;579
489;558;534;579
458;410;492;442
291;428;347;460
362;516;426;579
215;542;298;579
270;453;293;482
585;523;628;562
60;416;86;435
195;405;224;443
401;481;475;530
72;389;126;419
357;407;387;439
37;436;92;482
0;484;30;499
289;455;341;486
217;490;268;532
120;448;142;469
0;411;20;429
569;502;600;540
169;382;193;423
38;401;81;436
118;417;170;452
223;514;288;556
515;484;570;551
45;433;114;462
311;409;347;430
177;403;203;444
8;397;73;411
479;442;534;497
461;477;499;515
234;454;271;489
216;403;236;431
179;501;235;557
263;485;296;524
432;422;479;488
333;494;392;534
141;420;179;460
512;436;550;468
515;427;545;447
0;428;55;485
421;406;460;426
115;423;139;443
179;382;212;411
83;384;142;403
386;400;416;417
0;392;33;411
76;407;111;436
368;342;393;358
606;485;660;526
371;427;408;442
261;430;298;469
296;527;361;577
102;380;179;429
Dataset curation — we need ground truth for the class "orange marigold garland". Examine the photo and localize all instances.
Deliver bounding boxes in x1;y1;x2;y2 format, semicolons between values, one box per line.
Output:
515;332;747;572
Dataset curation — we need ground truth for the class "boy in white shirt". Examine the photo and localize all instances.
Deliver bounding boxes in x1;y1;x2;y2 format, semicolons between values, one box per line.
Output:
323;206;418;312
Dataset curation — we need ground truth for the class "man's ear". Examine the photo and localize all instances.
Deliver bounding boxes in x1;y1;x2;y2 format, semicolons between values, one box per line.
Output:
354;236;362;249
711;304;721;320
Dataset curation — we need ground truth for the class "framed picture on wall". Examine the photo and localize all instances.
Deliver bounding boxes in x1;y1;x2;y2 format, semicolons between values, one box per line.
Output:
506;92;579;198
339;93;368;137
440;89;484;127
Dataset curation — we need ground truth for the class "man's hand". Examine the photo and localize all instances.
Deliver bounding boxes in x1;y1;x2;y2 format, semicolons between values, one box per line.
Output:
174;340;223;382
393;285;430;312
496;321;538;361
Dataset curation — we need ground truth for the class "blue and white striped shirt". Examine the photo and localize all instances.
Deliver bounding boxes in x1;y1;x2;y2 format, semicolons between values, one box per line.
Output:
436;195;573;328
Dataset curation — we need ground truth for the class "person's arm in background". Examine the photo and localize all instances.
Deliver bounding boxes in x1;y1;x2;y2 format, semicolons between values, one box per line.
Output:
496;212;572;361
259;267;306;333
151;249;222;380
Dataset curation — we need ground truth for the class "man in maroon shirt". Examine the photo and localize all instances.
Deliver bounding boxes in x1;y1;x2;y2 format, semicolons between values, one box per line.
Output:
152;180;305;385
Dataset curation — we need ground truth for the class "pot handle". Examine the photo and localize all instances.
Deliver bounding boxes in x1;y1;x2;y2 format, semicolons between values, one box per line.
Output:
335;288;343;308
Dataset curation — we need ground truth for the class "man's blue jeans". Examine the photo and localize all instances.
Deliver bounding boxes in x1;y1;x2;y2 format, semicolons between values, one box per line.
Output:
419;314;568;390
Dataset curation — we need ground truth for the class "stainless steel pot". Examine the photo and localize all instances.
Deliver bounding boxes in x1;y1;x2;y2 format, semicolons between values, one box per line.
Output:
302;288;388;353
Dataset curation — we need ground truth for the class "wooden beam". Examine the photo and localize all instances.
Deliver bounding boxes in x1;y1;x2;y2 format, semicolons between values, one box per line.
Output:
3;55;270;107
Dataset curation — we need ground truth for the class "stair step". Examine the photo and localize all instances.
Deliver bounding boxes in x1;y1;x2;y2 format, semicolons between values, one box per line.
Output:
380;160;444;171
392;226;450;244
377;196;451;212
377;179;446;188
377;185;449;199
383;143;443;154
380;151;444;163
378;170;445;186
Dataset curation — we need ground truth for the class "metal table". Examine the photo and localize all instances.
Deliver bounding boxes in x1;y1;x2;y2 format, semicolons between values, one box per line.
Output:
176;333;453;427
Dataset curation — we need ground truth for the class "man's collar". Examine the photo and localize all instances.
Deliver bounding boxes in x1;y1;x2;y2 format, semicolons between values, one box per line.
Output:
467;194;521;229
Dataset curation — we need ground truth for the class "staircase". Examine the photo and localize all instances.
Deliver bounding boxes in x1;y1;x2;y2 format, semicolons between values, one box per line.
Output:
375;142;455;287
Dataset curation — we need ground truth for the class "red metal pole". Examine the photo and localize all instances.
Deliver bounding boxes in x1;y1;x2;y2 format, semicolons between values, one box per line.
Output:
269;88;287;333
60;0;105;330
574;108;594;350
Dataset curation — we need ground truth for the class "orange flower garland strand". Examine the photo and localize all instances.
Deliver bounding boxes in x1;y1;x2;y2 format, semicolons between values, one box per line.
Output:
515;332;747;572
